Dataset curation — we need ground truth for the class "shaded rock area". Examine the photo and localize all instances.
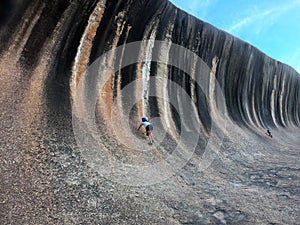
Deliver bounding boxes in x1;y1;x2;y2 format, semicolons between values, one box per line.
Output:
0;0;299;224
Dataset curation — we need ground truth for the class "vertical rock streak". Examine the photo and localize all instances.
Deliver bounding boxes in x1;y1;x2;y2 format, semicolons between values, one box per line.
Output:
72;0;106;90
141;27;157;116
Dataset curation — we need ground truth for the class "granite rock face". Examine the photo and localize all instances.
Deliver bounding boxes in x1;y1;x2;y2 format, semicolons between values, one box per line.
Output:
0;0;299;224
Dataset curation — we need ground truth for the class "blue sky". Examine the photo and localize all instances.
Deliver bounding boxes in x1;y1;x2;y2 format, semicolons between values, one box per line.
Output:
169;0;300;73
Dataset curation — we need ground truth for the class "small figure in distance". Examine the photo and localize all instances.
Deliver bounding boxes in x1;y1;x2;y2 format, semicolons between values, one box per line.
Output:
137;116;154;144
266;129;272;138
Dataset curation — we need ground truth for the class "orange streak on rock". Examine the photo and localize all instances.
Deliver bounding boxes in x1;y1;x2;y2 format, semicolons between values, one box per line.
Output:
71;2;106;93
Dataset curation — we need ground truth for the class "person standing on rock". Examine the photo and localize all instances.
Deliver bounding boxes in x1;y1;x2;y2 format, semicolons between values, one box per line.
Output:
266;129;272;138
137;116;154;144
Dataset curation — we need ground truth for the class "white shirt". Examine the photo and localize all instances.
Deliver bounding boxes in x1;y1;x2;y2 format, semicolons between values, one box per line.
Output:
142;121;151;127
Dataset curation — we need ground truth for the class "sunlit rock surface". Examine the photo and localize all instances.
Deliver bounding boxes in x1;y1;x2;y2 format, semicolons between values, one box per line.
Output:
0;0;299;224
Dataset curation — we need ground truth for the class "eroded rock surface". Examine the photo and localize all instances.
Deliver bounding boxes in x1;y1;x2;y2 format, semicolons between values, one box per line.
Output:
0;0;299;224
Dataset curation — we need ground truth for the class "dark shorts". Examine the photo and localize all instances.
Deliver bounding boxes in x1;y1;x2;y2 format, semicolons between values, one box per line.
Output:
146;124;153;132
